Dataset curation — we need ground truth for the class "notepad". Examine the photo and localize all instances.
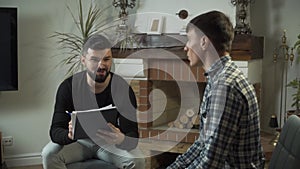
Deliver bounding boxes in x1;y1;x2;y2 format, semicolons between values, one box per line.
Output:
71;104;118;140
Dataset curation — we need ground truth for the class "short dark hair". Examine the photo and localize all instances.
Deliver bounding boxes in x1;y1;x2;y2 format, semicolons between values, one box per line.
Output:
81;34;112;56
187;10;234;54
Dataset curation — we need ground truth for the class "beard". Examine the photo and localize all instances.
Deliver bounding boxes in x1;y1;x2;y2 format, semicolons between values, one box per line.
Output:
87;68;110;83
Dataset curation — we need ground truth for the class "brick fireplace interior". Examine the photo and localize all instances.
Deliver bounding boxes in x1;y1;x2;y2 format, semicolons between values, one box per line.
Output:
133;64;207;143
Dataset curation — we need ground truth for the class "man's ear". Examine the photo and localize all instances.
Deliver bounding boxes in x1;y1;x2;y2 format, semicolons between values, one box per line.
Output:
80;55;86;65
200;36;210;50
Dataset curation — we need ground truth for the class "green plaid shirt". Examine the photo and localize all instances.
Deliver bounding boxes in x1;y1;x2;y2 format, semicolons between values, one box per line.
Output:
168;56;265;169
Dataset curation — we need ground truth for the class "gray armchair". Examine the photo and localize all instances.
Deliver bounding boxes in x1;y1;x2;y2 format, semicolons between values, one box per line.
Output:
268;115;300;169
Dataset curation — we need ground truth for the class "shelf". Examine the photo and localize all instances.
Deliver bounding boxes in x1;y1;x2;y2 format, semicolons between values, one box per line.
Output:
112;34;264;61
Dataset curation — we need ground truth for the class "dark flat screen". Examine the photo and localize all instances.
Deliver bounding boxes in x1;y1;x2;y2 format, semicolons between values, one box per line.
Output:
0;7;18;91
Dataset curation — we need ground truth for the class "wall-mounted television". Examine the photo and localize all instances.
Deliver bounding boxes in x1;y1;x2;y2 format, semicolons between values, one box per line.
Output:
0;7;18;91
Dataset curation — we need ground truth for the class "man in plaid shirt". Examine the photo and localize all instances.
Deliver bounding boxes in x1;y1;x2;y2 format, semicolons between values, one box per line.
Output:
167;10;265;169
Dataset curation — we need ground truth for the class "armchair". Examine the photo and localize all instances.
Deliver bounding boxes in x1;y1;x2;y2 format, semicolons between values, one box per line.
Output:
268;115;300;169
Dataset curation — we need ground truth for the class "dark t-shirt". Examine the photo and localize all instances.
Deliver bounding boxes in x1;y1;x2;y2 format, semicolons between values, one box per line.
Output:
49;71;138;150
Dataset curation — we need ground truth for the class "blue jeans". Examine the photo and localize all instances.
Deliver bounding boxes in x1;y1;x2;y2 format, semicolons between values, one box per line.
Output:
41;140;145;169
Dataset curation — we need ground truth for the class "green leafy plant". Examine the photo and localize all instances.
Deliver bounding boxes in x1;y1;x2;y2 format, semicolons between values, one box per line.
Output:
287;78;300;114
50;0;115;77
294;33;300;64
286;34;300;114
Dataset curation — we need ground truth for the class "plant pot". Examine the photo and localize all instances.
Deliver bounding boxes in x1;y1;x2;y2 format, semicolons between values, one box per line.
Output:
287;110;300;118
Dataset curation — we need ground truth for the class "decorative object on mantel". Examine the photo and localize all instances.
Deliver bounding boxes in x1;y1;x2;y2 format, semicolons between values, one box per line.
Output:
176;9;189;20
273;30;296;127
231;0;254;34
112;0;136;19
112;0;138;51
269;114;279;146
146;16;164;35
176;9;189;35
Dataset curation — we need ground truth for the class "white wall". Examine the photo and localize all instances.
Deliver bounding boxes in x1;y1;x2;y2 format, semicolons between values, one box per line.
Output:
0;0;72;166
0;0;117;167
251;0;300;130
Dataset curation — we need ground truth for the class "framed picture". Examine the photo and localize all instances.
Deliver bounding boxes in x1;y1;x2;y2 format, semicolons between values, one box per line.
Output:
147;16;164;35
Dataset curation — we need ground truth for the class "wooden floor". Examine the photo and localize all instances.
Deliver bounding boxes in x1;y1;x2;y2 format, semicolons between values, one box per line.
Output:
7;163;269;169
8;164;270;169
7;136;273;169
8;165;42;169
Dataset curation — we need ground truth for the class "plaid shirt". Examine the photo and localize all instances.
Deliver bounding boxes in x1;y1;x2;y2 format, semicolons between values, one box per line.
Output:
167;56;265;169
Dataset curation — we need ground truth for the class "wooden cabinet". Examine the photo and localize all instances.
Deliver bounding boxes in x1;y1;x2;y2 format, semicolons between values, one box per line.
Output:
231;34;264;60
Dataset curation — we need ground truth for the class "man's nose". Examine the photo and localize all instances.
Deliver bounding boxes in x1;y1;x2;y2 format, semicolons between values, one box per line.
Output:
184;46;188;51
97;59;104;67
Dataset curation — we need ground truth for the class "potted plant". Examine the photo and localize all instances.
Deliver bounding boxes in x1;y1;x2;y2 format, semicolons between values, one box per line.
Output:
294;33;300;63
50;0;115;77
287;78;300;115
286;33;300;116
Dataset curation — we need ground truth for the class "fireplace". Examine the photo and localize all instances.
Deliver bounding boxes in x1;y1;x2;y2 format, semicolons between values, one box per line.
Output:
132;59;206;143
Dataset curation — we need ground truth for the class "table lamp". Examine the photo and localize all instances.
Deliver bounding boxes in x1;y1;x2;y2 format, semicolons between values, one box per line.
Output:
269;115;279;146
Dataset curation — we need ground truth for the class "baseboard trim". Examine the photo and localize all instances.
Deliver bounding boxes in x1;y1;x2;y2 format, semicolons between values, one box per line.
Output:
4;153;42;167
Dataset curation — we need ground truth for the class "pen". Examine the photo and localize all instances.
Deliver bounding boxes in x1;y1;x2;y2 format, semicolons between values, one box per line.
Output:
65;111;72;116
